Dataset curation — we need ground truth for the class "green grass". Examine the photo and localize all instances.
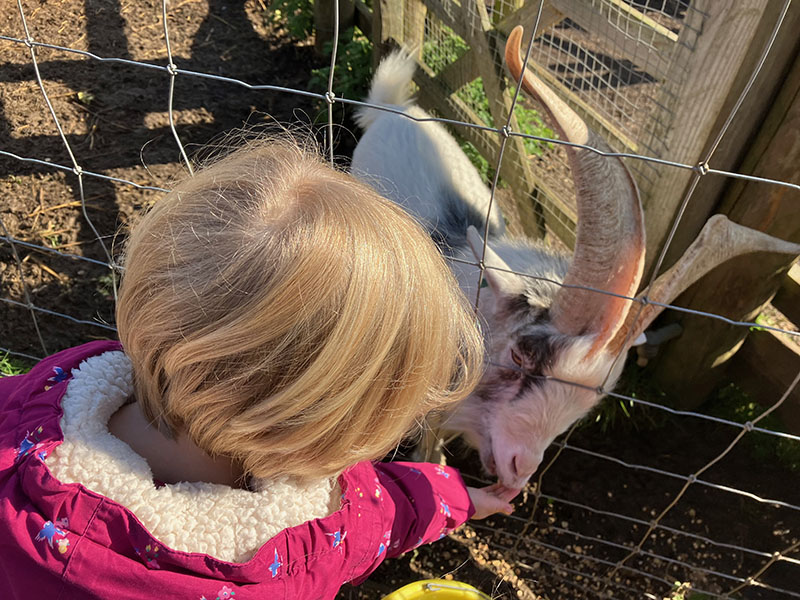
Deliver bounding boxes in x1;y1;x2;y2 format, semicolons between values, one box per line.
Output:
585;364;800;475
707;383;800;473
585;361;669;434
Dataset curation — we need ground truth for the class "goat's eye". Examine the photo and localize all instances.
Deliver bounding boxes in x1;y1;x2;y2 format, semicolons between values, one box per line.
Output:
510;349;523;367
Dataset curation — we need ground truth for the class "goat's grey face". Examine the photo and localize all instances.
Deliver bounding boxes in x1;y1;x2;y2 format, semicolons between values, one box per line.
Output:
445;276;624;491
441;27;650;490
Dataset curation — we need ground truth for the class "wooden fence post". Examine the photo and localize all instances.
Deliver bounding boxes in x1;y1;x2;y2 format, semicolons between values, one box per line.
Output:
640;0;768;276
371;0;403;67
647;1;800;275
404;0;426;60
650;44;800;409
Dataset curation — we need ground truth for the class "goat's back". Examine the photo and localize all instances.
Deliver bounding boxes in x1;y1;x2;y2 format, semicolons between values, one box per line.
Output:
351;51;505;249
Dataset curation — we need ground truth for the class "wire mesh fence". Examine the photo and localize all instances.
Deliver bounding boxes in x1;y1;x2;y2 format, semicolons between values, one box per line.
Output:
1;1;799;599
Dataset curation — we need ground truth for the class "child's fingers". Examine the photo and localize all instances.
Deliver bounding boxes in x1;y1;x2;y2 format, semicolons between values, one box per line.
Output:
478;483;520;502
495;485;521;503
490;495;514;516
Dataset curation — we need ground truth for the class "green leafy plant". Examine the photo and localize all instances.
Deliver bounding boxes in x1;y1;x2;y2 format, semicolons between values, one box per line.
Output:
0;353;31;376
515;104;554;157
457;79;554;157
666;582;714;600
266;0;314;39
309;26;373;105
96;271;117;300
46;233;62;249
459;139;493;183
423;26;469;74
263;0;372;125
422;25;553;180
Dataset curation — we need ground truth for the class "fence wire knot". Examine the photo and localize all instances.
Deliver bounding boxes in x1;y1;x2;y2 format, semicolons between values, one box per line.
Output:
744;421;755;432
500;125;511;139
694;161;710;175
687;474;697;483
324;91;336;105
24;36;34;48
166;62;178;76
72;165;83;176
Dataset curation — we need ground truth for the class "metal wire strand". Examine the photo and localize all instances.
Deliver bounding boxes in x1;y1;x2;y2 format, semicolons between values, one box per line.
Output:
162;0;194;176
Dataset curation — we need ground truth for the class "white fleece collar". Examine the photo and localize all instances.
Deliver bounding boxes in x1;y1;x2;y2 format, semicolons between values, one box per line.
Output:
47;350;338;563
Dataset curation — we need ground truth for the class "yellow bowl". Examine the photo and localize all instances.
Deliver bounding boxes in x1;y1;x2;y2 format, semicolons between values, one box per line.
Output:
382;579;491;600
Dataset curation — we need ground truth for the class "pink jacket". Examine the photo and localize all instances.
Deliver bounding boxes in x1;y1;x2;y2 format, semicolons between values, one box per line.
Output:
0;341;474;599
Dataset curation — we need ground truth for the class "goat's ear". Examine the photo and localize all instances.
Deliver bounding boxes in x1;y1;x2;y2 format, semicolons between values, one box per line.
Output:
466;226;519;297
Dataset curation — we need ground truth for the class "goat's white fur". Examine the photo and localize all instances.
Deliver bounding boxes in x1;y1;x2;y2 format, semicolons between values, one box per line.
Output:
352;51;605;490
352;49;504;238
351;47;800;491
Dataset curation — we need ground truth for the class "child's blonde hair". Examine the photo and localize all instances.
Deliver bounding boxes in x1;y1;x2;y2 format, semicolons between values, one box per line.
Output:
116;135;484;481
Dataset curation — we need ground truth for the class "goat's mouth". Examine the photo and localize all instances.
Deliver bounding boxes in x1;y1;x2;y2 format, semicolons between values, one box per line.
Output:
479;441;497;476
478;446;525;497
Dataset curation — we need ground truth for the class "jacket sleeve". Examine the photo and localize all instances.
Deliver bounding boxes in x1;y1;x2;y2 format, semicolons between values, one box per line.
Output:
374;461;474;557
337;461;476;587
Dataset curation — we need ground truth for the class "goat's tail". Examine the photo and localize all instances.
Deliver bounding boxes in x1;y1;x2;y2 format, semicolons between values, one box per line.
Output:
354;49;416;131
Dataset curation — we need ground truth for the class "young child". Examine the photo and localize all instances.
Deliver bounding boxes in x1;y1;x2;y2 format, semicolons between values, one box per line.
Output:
0;135;517;599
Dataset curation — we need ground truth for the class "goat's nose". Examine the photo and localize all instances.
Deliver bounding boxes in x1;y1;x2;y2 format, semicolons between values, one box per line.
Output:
511;454;521;478
510;452;542;481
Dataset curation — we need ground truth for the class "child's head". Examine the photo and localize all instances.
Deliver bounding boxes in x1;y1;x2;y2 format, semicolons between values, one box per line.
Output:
116;135;484;481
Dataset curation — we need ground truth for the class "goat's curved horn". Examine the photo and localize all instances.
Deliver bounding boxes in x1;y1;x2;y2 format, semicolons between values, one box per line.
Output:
505;26;645;360
607;215;800;356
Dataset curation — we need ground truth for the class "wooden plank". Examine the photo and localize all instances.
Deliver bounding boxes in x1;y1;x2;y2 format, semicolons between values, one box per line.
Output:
494;0;565;39
529;179;577;248
521;58;639;152
773;263;800;325
414;62;576;244
423;0;464;40
372;0;403;67
314;0;355;56
437;49;478;93
649;45;800;410
404;0;426;60
470;2;544;239
641;0;769;276
651;1;800;276
354;0;372;38
729;328;800;435
549;0;674;81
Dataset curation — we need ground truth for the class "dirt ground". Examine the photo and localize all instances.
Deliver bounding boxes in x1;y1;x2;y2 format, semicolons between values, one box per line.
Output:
2;2;799;599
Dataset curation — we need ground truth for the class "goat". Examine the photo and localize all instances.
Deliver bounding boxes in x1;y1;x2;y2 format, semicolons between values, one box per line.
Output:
351;26;800;492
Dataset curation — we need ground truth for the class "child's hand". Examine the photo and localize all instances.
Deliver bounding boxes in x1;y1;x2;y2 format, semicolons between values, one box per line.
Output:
466;483;519;520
